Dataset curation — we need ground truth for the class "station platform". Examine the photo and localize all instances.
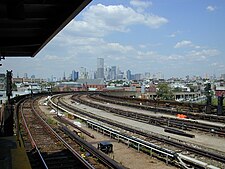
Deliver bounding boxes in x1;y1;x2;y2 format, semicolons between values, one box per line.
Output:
0;135;31;169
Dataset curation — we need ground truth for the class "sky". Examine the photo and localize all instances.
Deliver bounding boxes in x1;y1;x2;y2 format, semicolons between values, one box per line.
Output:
1;0;225;79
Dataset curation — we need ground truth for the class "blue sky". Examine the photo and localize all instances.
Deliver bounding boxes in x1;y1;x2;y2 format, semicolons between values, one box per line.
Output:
1;0;225;79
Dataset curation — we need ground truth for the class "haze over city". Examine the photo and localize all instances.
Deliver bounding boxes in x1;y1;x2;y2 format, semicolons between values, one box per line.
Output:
1;0;225;79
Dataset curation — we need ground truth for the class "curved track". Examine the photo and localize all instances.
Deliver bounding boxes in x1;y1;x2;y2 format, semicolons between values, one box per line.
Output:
19;95;125;169
20;97;95;169
64;93;225;167
97;93;225;123
78;94;225;137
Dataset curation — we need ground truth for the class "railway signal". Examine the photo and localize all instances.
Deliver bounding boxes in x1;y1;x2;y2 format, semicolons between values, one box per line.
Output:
204;83;212;114
6;70;13;98
4;70;14;136
217;95;224;115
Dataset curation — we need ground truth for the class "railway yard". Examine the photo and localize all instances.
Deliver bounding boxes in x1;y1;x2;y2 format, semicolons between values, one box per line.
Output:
2;1;225;169
17;92;225;169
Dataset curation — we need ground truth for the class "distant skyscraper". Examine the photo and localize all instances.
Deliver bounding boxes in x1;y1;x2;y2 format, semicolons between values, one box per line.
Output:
105;66;111;80
79;67;88;79
127;70;131;81
156;72;164;80
134;73;141;80
116;66;123;79
111;66;117;80
221;74;225;80
63;72;66;81
145;72;151;79
71;70;79;81
96;58;104;79
24;73;28;79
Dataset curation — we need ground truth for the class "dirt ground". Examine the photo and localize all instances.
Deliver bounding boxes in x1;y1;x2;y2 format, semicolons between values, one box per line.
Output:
83;126;177;169
38;97;178;169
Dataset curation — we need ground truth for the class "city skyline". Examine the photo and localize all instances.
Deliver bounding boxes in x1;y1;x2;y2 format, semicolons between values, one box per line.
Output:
14;64;224;82
1;0;225;78
6;55;225;81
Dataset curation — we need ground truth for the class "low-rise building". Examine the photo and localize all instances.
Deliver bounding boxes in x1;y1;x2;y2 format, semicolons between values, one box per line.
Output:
57;82;82;91
76;79;106;91
215;86;225;97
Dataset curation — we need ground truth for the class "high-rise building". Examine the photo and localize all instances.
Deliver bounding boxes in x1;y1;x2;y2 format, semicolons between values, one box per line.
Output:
63;72;66;81
105;66;111;80
96;58;104;79
134;73;141;80
79;67;88;79
221;74;225;80
126;70;131;81
71;70;79;81
145;72;151;79
24;73;28;79
111;66;117;80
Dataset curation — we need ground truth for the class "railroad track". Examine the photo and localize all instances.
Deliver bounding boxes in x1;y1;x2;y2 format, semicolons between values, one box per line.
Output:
74;94;225;137
19;96;125;169
52;93;225;168
96;93;225;123
20;97;95;169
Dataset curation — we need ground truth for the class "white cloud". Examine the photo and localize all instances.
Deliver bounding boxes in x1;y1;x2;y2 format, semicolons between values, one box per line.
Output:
53;32;136;62
206;5;216;12
130;0;152;8
168;30;181;38
130;0;152;12
169;33;176;38
107;43;134;54
66;3;168;38
187;49;220;60
211;62;218;66
166;55;184;61
174;40;220;61
44;55;60;60
52;3;168;66
136;51;158;60
211;62;225;70
174;40;193;48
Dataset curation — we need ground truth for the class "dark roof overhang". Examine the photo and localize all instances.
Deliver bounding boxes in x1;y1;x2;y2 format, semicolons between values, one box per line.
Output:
0;0;91;57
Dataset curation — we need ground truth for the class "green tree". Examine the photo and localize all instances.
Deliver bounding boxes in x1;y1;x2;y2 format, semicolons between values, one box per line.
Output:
12;83;17;91
156;83;174;100
172;87;182;92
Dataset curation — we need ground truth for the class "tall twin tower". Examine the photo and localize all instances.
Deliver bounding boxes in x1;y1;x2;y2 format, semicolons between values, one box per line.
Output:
96;58;104;79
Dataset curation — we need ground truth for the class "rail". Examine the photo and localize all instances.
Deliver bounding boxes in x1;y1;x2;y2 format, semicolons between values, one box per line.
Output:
60;125;126;169
49;95;192;168
97;93;225;123
20;101;49;169
49;95;126;169
21;97;95;169
49;94;225;168
72;94;225;164
84;95;225;136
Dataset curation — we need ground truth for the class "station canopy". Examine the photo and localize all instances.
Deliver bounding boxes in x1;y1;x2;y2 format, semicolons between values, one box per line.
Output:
0;0;91;57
